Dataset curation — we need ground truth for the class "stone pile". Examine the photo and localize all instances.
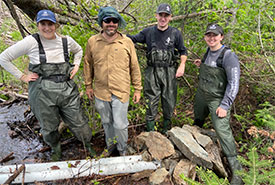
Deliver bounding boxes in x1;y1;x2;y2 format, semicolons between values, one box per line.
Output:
129;125;228;185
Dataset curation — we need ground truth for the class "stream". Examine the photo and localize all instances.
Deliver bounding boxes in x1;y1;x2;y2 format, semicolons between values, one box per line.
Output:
0;101;45;165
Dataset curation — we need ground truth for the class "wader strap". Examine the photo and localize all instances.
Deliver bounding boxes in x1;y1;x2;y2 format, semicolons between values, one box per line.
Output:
62;37;70;63
201;46;230;68
148;27;177;67
201;47;210;64
150;26;160;49
32;33;46;64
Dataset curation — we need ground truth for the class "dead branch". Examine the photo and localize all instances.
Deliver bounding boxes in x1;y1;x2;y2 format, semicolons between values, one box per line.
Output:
140;9;232;29
0;152;15;163
95;173;129;182
181;76;193;96
113;177;122;185
0;90;16;105
30;137;76;154
22;165;26;185
3;164;25;185
3;0;26;38
264;53;275;74
257;9;275;73
121;0;134;12
13;92;28;99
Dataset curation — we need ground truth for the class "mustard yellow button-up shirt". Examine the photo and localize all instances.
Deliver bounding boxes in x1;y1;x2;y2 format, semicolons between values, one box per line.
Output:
84;32;142;103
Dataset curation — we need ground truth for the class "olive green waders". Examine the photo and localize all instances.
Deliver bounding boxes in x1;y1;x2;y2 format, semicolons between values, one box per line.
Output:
28;34;94;160
194;63;242;184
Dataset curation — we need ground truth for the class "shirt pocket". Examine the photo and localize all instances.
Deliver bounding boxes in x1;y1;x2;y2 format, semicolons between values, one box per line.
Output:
113;45;130;72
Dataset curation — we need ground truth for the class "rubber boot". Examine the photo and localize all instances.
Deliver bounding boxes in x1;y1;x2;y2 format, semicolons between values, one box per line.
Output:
146;120;155;132
85;142;96;157
193;119;204;128
101;144;117;157
162;119;170;134
227;156;243;185
51;142;62;161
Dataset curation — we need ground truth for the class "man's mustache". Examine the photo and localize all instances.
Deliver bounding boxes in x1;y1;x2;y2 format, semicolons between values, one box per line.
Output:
107;26;117;28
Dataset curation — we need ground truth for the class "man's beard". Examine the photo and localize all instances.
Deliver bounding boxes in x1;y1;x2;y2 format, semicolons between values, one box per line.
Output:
105;26;117;37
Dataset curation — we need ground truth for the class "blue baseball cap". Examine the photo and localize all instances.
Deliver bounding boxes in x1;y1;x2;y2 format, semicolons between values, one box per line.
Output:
36;10;56;23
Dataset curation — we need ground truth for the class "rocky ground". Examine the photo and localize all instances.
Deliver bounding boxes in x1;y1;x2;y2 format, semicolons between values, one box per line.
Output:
1;95;232;185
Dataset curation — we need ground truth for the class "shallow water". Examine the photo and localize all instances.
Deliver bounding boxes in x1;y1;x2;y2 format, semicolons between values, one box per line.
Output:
0;102;44;165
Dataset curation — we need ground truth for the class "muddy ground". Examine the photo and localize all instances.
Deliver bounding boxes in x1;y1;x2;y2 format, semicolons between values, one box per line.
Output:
0;97;152;185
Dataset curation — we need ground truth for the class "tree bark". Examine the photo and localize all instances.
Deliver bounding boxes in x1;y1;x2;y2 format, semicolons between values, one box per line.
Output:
3;0;26;38
11;0;48;21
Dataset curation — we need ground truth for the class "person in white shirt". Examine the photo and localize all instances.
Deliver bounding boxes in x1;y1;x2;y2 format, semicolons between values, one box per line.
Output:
0;10;95;161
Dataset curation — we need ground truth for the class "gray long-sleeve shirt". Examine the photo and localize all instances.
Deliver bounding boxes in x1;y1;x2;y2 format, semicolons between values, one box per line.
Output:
0;33;83;79
204;46;240;110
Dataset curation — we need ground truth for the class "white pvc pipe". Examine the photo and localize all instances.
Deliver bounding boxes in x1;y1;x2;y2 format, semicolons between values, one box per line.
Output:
0;155;160;184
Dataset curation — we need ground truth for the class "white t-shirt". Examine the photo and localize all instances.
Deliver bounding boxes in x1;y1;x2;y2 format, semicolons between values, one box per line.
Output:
0;33;83;79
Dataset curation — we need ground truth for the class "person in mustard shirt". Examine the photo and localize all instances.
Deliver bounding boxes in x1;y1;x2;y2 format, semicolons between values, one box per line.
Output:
84;6;142;156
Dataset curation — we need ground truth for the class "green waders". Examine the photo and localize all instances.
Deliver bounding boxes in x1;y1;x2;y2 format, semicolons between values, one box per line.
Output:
144;64;177;132
28;34;94;160
194;63;242;184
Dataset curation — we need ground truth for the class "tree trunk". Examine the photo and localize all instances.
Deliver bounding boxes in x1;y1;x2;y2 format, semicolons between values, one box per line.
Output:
11;0;48;21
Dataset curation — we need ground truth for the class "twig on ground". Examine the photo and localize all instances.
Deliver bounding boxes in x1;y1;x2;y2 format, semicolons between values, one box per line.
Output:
3;164;25;184
0;152;14;163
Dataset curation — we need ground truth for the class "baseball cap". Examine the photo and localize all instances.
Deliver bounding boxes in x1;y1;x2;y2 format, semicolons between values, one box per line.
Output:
156;3;172;15
205;23;224;35
36;10;56;23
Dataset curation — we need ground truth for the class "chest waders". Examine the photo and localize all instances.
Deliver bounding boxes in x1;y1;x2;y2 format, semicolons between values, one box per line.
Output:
28;34;93;160
194;47;238;155
144;28;179;132
195;47;243;185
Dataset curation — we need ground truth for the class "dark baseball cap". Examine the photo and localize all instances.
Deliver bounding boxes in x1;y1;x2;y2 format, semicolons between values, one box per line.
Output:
156;3;172;15
205;24;224;35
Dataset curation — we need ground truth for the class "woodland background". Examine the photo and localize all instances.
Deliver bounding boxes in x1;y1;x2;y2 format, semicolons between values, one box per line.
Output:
0;0;274;184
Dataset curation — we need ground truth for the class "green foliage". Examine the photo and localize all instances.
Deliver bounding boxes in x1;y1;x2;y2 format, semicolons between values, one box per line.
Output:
237;147;275;185
180;166;229;185
0;94;9;100
10;31;22;41
254;102;275;130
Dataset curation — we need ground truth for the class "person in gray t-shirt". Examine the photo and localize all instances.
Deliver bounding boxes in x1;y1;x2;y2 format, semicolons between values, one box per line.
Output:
193;23;243;185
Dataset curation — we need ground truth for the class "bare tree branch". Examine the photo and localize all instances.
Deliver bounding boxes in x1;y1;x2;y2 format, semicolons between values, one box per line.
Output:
3;0;26;38
135;9;232;30
257;7;275;73
121;0;134;12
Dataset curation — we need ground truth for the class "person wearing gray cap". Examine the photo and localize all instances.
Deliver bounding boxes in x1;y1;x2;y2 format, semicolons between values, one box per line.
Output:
84;6;142;156
0;9;95;161
127;3;188;133
193;23;242;185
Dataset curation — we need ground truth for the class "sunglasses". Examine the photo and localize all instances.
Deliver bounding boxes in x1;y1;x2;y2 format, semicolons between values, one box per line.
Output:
103;18;119;24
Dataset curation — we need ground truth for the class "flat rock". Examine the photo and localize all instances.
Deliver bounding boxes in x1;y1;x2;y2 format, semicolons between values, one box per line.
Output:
168;127;213;169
